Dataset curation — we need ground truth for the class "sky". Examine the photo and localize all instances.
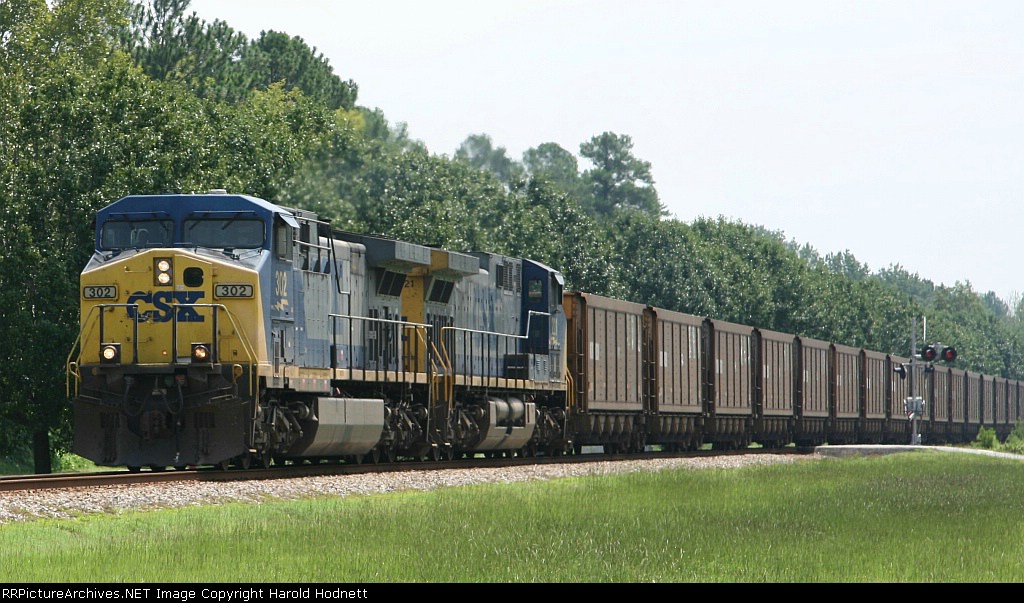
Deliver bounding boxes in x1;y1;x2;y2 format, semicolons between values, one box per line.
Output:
190;0;1024;304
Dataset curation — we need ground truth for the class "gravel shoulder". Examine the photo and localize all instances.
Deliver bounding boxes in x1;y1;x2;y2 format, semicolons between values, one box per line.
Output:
0;454;810;525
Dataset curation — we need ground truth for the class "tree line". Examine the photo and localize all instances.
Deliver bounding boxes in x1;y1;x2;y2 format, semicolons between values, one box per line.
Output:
2;0;1022;469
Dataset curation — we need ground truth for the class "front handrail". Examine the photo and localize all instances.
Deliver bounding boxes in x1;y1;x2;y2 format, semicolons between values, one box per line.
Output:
66;304;140;399
66;302;259;400
173;303;260;396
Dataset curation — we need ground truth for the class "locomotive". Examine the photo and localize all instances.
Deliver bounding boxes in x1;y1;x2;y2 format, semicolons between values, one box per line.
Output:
66;191;1021;470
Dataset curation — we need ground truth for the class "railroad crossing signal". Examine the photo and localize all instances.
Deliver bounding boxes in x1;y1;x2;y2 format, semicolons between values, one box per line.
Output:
921;343;957;363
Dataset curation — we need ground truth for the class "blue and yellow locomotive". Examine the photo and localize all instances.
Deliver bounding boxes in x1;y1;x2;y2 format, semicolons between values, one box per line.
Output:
67;191;570;470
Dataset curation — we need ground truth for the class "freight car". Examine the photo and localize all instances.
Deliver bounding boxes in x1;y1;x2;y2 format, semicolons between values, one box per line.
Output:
66;192;1022;470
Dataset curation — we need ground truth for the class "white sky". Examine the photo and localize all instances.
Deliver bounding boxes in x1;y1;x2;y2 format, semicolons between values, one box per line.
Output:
190;0;1024;304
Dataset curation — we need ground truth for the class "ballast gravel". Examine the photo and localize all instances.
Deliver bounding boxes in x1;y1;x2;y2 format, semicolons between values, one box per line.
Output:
0;454;811;525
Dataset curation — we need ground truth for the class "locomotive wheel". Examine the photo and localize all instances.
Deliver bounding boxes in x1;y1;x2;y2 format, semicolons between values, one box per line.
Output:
128;466;141;473
218;459;231;471
236;454;252;470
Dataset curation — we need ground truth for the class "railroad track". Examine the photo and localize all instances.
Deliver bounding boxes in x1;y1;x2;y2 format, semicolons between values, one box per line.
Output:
0;448;807;493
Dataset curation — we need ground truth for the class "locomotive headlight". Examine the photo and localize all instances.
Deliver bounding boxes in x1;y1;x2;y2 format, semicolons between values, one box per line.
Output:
100;343;121;364
154;257;173;286
191;343;212;363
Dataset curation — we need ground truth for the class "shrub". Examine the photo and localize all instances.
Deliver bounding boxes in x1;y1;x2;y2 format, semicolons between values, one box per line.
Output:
1001;422;1024;454
972;427;998;449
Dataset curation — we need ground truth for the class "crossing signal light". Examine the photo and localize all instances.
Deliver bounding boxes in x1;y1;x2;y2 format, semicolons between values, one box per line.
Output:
921;344;957;363
893;363;907;380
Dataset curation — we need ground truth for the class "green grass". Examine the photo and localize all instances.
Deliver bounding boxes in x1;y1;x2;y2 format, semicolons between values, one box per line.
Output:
1;451;1023;582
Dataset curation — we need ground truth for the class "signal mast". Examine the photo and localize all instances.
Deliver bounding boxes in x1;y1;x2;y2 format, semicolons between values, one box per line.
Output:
900;316;957;445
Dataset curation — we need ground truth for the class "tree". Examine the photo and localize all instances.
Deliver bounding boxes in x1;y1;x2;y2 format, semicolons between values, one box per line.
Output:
122;0;358;108
212;82;336;200
0;0;135;471
876;264;937;306
454;133;526;188
522;142;588;204
579;131;664;217
246;30;357;110
122;0;199;79
825;250;871;281
358;107;426;153
605;213;702;310
122;0;255;104
348;146;506;252
493;178;616;295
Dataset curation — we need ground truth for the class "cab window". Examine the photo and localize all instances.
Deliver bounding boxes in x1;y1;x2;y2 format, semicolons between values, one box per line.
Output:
183;217;265;249
100;219;174;249
528;278;544;301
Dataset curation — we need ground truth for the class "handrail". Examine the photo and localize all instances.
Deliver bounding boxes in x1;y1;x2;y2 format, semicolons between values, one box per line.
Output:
65;304;140;398
403;327;452;409
564;367;576;411
328;313;432;379
65;302;259;401
173;303;260;397
439;310;550;387
66;305;102;398
418;330;454;411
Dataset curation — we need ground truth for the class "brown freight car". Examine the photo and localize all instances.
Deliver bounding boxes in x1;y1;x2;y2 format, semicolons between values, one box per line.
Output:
645;306;705;451
993;376;1011;441
703;318;755;449
752;327;798;448
794;335;830;447
563;292;649;452
830;343;861;444
948;367;969;443
861;349;889;444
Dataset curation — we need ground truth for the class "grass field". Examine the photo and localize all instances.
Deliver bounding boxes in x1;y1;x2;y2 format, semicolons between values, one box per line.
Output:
1;451;1022;583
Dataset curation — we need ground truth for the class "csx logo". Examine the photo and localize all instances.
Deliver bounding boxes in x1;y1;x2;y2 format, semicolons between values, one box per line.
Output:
126;291;205;322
